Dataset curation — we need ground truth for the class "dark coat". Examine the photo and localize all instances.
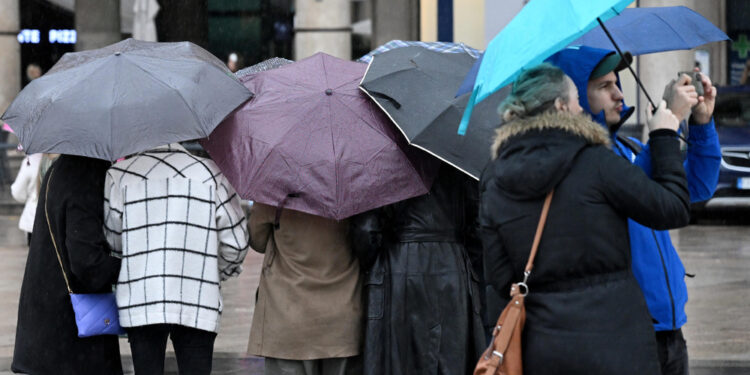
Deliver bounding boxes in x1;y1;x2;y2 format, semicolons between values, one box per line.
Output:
479;112;690;375
351;165;485;375
12;155;123;375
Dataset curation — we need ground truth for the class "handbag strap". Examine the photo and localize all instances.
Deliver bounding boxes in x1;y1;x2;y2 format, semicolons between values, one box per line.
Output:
43;167;73;294
522;190;554;277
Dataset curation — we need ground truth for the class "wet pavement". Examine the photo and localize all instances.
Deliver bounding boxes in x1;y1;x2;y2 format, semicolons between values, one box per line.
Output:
0;215;748;374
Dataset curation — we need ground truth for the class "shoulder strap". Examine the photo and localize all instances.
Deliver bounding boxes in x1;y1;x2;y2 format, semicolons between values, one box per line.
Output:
616;134;642;155
44;167;73;294
523;190;554;274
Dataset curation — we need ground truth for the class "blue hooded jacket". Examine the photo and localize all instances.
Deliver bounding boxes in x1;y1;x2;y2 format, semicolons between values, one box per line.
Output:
547;46;721;331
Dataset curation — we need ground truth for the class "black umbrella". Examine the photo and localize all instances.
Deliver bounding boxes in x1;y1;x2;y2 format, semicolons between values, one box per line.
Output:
2;38;253;161
359;46;508;180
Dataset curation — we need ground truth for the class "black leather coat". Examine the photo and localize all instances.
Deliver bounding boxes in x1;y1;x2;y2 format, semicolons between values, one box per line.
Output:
351;165;485;375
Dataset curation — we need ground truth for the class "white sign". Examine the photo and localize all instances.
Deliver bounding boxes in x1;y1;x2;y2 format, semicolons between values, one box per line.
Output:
17;29;41;44
49;29;77;44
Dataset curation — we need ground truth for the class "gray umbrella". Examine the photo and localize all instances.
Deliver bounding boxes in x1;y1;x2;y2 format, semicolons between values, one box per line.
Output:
1;38;253;161
235;57;294;79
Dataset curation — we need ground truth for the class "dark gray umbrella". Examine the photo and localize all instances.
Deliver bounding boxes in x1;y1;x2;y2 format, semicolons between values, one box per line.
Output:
360;46;508;180
1;38;252;161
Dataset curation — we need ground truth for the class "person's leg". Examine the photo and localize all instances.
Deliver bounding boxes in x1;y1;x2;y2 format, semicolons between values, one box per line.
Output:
126;324;170;375
169;325;217;375
320;356;363;375
655;329;690;375
264;357;319;375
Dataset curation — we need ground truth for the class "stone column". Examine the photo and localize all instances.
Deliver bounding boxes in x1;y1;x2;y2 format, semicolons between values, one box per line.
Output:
76;0;121;51
0;0;20;113
372;0;418;47
294;0;351;60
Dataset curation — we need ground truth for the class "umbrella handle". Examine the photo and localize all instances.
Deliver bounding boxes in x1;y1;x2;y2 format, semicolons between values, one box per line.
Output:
274;193;300;230
371;92;402;109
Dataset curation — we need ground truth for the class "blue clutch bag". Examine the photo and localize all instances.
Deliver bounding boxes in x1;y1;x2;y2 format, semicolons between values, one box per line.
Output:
69;293;125;337
44;167;125;338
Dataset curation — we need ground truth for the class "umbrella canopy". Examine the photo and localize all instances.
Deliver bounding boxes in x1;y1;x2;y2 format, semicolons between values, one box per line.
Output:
568;6;729;55
458;0;633;134
201;52;438;220
361;46;508;180
1;38;252;161
357;39;481;63
235;57;294;79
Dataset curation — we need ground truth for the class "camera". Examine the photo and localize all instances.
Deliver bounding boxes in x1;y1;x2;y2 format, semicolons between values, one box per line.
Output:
677;71;704;97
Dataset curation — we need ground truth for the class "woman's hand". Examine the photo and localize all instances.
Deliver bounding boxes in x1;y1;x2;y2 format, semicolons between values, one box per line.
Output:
647;100;679;132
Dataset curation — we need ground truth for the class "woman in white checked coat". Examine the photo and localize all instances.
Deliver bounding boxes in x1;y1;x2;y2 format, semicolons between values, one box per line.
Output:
103;143;250;375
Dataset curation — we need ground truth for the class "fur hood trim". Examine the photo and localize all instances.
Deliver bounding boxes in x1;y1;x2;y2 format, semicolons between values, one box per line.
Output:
491;111;611;159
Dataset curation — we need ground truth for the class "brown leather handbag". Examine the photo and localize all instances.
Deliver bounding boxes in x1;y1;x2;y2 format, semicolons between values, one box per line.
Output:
474;190;554;375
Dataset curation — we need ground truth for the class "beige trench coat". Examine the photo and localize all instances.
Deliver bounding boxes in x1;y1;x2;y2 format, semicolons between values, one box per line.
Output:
247;203;362;360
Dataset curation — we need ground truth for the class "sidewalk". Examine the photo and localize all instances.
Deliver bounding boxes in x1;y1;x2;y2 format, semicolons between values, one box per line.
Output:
0;217;748;374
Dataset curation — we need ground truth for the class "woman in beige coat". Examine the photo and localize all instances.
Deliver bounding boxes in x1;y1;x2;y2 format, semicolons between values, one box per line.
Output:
248;202;362;375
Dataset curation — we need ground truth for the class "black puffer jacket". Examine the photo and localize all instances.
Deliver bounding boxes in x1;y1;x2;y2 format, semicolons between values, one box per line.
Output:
479;112;689;375
351;165;485;375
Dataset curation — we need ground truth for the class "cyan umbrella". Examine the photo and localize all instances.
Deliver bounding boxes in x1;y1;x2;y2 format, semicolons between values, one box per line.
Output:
458;0;633;134
456;6;728;98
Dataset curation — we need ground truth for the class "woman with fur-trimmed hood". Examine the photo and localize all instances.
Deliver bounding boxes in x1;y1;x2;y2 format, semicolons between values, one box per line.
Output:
478;63;689;374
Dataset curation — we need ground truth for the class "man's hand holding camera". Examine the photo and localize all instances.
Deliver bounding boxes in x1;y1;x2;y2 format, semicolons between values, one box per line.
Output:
691;68;716;124
662;68;716;125
663;73;698;123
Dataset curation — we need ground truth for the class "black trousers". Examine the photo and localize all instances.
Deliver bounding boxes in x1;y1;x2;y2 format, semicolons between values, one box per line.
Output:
656;328;689;375
126;324;217;375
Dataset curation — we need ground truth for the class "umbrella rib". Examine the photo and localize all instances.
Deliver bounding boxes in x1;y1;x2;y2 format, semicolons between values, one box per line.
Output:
122;55;207;137
359;86;478;180
16;59;109;154
330;94;426;185
325;91;340;218
653;13;691;48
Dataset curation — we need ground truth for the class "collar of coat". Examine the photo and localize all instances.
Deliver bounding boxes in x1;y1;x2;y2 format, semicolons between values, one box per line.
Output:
491;111;611;159
146;142;189;154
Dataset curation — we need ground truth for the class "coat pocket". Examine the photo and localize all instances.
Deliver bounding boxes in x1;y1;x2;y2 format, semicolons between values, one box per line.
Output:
364;271;385;320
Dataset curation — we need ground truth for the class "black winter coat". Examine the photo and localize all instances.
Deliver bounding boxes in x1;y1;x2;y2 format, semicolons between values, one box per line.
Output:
351;165;485;375
479;112;690;375
12;155;122;375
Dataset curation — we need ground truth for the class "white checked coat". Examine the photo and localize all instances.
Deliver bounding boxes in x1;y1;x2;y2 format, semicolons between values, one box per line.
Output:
104;143;249;332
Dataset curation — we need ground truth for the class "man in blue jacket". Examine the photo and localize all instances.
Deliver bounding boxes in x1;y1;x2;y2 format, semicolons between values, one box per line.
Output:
547;46;721;375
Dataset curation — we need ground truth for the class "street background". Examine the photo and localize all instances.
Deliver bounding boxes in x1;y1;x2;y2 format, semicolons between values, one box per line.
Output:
0;193;749;374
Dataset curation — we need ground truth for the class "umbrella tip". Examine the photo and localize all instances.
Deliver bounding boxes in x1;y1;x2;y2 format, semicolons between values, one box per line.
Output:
325;89;333;96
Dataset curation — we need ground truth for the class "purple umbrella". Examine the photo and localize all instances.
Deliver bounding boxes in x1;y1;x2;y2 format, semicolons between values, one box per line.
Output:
202;52;437;220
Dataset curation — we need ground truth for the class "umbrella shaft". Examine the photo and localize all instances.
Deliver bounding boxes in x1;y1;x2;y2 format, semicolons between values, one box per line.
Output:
596;18;656;111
